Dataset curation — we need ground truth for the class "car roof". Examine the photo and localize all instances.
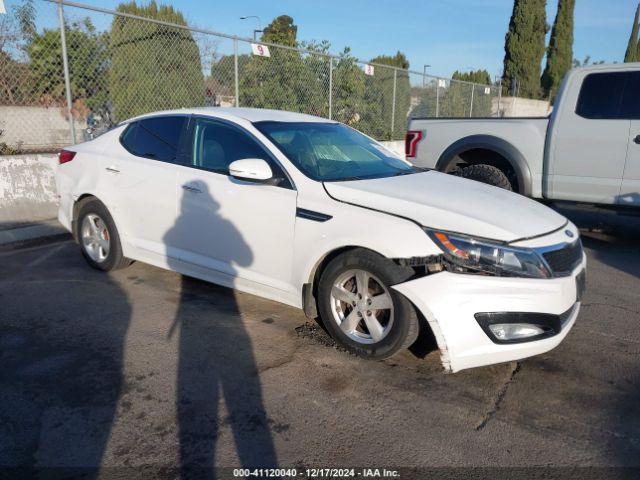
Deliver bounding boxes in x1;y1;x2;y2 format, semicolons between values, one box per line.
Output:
127;107;336;124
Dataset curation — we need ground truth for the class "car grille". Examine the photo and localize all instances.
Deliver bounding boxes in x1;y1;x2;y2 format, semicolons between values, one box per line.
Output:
542;240;583;275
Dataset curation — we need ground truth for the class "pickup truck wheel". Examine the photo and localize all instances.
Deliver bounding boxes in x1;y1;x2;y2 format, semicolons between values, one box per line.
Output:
317;249;419;359
457;164;513;191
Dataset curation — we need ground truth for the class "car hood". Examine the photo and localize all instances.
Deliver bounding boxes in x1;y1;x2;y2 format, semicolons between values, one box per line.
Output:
324;171;567;242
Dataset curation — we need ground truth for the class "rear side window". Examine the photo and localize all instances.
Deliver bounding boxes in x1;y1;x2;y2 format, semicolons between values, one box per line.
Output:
575;72;626;119
120;116;186;162
620;71;640;120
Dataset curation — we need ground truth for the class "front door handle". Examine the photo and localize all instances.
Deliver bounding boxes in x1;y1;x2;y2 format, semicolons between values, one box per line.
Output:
182;184;202;194
634;135;640;145
105;166;120;174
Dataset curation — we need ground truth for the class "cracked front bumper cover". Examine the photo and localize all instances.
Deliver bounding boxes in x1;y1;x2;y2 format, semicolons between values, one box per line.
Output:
392;258;586;373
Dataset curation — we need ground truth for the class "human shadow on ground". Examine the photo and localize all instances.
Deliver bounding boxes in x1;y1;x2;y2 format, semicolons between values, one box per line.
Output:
163;182;278;478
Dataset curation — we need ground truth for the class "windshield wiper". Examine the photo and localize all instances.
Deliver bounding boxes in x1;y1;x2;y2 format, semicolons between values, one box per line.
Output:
328;176;364;182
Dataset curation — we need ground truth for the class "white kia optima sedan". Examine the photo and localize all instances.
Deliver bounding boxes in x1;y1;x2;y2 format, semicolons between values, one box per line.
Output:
55;108;586;372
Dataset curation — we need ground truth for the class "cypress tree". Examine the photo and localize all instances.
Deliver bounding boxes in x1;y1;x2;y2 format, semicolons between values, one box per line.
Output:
502;0;547;99
541;0;575;99
624;3;639;62
109;1;204;121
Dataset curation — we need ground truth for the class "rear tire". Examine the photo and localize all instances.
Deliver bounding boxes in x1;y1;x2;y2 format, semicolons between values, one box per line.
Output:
457;164;513;191
317;249;419;359
76;199;130;272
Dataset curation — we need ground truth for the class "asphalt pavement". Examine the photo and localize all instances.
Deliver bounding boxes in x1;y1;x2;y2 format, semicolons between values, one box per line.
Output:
0;205;638;478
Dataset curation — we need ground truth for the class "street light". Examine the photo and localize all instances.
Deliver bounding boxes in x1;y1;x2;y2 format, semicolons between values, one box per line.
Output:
240;15;263;41
422;64;431;88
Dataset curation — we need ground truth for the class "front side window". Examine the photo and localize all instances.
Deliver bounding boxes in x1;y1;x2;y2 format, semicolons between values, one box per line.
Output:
192;119;271;174
254;122;418;182
120;116;186;162
576;72;626;119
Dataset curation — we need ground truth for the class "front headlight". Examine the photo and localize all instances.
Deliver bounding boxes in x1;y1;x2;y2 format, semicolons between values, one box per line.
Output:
427;230;551;279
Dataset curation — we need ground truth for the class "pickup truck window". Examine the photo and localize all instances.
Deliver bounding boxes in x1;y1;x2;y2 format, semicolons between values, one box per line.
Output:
576;72;626;120
620;72;640;120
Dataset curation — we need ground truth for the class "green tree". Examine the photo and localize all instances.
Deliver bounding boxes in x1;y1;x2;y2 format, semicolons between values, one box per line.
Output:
624;3;640;62
541;0;575;99
360;51;410;140
452;69;491;85
261;15;297;47
502;0;547;98
210;53;250;100
438;79;472;118
26;18;108;115
0;0;36;105
452;70;492;116
239;16;327;116
331;47;366;126
109;1;204;120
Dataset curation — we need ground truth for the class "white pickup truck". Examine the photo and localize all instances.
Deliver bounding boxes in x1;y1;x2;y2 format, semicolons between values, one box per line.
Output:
405;63;640;207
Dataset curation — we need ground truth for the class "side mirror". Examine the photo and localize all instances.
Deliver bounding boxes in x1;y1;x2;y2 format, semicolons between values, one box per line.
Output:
228;158;273;183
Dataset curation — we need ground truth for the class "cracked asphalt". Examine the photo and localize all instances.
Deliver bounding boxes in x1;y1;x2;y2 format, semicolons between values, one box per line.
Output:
0;204;639;476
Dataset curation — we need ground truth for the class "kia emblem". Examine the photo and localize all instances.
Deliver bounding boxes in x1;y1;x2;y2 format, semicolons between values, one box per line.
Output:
565;230;574;238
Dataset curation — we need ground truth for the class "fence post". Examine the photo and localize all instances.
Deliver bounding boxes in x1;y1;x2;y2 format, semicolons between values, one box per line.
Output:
435;78;440;118
58;0;76;145
469;84;474;118
328;58;333;120
233;38;239;107
390;69;397;137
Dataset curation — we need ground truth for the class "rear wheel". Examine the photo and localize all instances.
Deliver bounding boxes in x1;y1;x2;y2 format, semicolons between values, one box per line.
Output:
318;249;419;359
77;199;130;271
457;164;513;191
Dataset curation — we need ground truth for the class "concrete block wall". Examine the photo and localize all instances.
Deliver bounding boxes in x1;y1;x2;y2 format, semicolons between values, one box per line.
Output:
0;154;59;226
496;97;552;117
0;106;86;151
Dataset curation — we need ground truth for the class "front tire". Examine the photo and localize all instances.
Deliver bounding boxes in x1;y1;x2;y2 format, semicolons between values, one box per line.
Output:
317;249;419;359
77;199;130;271
457;164;513;191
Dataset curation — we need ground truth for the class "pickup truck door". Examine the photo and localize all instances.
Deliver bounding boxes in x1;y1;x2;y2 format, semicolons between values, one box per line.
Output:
548;71;630;204
620;72;640;206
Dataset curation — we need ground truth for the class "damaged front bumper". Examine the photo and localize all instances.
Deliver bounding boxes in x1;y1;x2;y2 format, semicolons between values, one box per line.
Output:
392;256;586;373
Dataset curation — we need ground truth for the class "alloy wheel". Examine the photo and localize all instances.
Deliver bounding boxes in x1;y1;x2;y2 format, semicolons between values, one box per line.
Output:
81;213;110;263
330;269;394;344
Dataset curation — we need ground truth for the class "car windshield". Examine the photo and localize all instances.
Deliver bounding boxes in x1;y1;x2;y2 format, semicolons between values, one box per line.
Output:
254;121;419;182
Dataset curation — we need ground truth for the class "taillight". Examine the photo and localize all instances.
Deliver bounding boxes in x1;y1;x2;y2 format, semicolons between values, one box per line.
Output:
58;149;76;164
405;130;423;158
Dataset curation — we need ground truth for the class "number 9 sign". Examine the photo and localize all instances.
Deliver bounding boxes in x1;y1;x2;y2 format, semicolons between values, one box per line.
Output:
251;43;271;58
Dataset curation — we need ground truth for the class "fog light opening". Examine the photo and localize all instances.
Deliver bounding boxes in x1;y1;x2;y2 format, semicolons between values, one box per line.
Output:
489;323;546;341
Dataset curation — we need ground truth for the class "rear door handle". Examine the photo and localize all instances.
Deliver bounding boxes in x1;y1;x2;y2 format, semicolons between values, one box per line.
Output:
634;135;640;145
182;184;202;193
105;166;120;174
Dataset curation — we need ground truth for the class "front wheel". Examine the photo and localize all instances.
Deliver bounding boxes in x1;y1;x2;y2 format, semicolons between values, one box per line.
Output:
317;249;419;359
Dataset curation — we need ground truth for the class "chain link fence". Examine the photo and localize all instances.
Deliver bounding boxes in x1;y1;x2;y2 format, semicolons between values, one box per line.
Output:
0;0;503;153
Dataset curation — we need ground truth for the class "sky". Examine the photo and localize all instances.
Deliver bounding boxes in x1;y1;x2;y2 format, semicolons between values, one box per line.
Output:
7;0;639;79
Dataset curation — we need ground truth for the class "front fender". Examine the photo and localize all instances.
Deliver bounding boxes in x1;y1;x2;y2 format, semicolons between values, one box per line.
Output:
293;202;441;301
